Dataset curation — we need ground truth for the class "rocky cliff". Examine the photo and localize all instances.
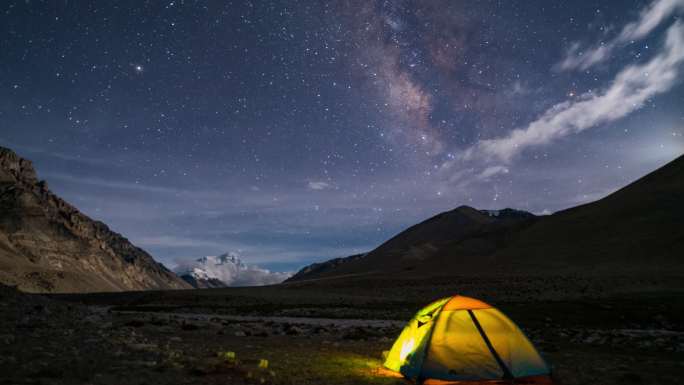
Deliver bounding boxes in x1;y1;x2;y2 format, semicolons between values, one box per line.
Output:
0;146;191;292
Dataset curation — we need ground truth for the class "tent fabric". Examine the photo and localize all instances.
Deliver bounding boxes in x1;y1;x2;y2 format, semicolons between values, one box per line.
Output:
384;297;450;376
422;375;555;385
472;308;548;378
442;296;492;311
422;309;503;380
384;295;550;383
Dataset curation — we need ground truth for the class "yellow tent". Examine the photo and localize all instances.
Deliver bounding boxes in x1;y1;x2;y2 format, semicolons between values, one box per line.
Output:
384;295;552;384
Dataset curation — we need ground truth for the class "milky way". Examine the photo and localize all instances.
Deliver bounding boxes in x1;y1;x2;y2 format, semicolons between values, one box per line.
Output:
1;1;683;271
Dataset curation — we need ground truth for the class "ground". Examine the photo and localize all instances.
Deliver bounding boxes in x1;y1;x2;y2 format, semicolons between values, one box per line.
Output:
1;277;683;385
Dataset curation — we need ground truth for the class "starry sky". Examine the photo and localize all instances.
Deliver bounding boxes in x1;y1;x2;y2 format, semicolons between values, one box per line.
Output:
2;0;683;273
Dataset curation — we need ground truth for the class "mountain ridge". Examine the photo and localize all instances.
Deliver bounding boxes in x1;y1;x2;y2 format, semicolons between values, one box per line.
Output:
286;154;684;282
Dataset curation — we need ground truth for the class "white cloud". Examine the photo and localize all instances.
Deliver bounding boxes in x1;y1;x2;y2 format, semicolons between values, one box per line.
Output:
619;0;684;42
0;138;105;166
307;181;332;190
478;165;509;180
510;80;530;96
559;0;684;71
469;21;684;163
44;172;183;194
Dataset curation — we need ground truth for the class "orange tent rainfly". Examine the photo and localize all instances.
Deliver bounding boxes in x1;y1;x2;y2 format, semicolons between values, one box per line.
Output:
384;295;553;384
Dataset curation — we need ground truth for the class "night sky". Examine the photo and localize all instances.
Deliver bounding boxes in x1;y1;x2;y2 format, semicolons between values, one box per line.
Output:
2;1;683;273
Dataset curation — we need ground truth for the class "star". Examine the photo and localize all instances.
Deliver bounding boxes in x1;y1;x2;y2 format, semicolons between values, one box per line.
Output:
1;0;681;276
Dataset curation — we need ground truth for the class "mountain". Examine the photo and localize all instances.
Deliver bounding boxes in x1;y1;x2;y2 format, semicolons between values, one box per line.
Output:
285;253;367;283
286;206;538;282
174;252;291;288
286;155;684;282
494;154;684;274
0;147;191;293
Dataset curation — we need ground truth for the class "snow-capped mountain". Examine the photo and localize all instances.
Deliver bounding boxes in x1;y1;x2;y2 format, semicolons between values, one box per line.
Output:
174;252;291;288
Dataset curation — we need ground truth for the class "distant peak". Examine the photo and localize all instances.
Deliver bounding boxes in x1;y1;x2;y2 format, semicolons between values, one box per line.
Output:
453;205;478;212
175;252;290;287
449;205;490;219
480;208;535;219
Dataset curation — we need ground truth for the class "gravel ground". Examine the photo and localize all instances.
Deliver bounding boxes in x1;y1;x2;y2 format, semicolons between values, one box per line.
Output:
2;284;684;385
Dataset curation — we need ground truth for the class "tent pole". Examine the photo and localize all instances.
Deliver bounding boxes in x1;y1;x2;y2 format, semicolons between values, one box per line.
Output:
415;301;447;384
467;310;514;380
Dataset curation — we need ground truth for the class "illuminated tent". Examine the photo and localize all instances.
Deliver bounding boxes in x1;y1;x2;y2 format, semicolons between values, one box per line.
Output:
384;295;552;384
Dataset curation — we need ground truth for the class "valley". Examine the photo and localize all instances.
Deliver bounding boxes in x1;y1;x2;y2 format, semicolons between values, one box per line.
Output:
2;279;684;385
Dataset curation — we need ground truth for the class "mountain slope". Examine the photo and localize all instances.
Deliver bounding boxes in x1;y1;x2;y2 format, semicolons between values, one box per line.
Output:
497;154;684;274
285;253;367;283
0;147;191;293
287;155;684;282
287;207;538;281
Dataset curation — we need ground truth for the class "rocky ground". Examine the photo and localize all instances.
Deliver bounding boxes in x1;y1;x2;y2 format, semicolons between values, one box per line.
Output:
2;282;684;385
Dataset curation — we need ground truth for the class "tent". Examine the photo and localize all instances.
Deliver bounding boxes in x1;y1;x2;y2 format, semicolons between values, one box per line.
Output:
383;295;552;384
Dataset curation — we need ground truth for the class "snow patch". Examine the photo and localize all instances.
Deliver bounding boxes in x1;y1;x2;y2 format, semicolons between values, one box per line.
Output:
174;252;291;286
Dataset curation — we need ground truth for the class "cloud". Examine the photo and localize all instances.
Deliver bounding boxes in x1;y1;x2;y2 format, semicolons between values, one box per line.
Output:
510;80;531;96
307;181;332;190
619;0;684;41
467;21;684;163
44;172;183;194
0;138;114;167
231;266;291;286
478;165;509;180
559;0;684;71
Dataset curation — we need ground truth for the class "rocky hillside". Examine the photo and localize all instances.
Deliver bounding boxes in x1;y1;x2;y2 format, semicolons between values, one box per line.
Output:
287;155;684;282
0;146;191;293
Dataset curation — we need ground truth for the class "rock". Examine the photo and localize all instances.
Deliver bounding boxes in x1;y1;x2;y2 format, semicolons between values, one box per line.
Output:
583;332;602;344
0;146;192;293
285;325;304;335
29;366;63;379
181;322;199;331
122;360;157;368
0;355;16;364
124;319;146;328
126;343;158;352
618;372;643;384
0;334;15;345
234;331;247;337
342;327;375;340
